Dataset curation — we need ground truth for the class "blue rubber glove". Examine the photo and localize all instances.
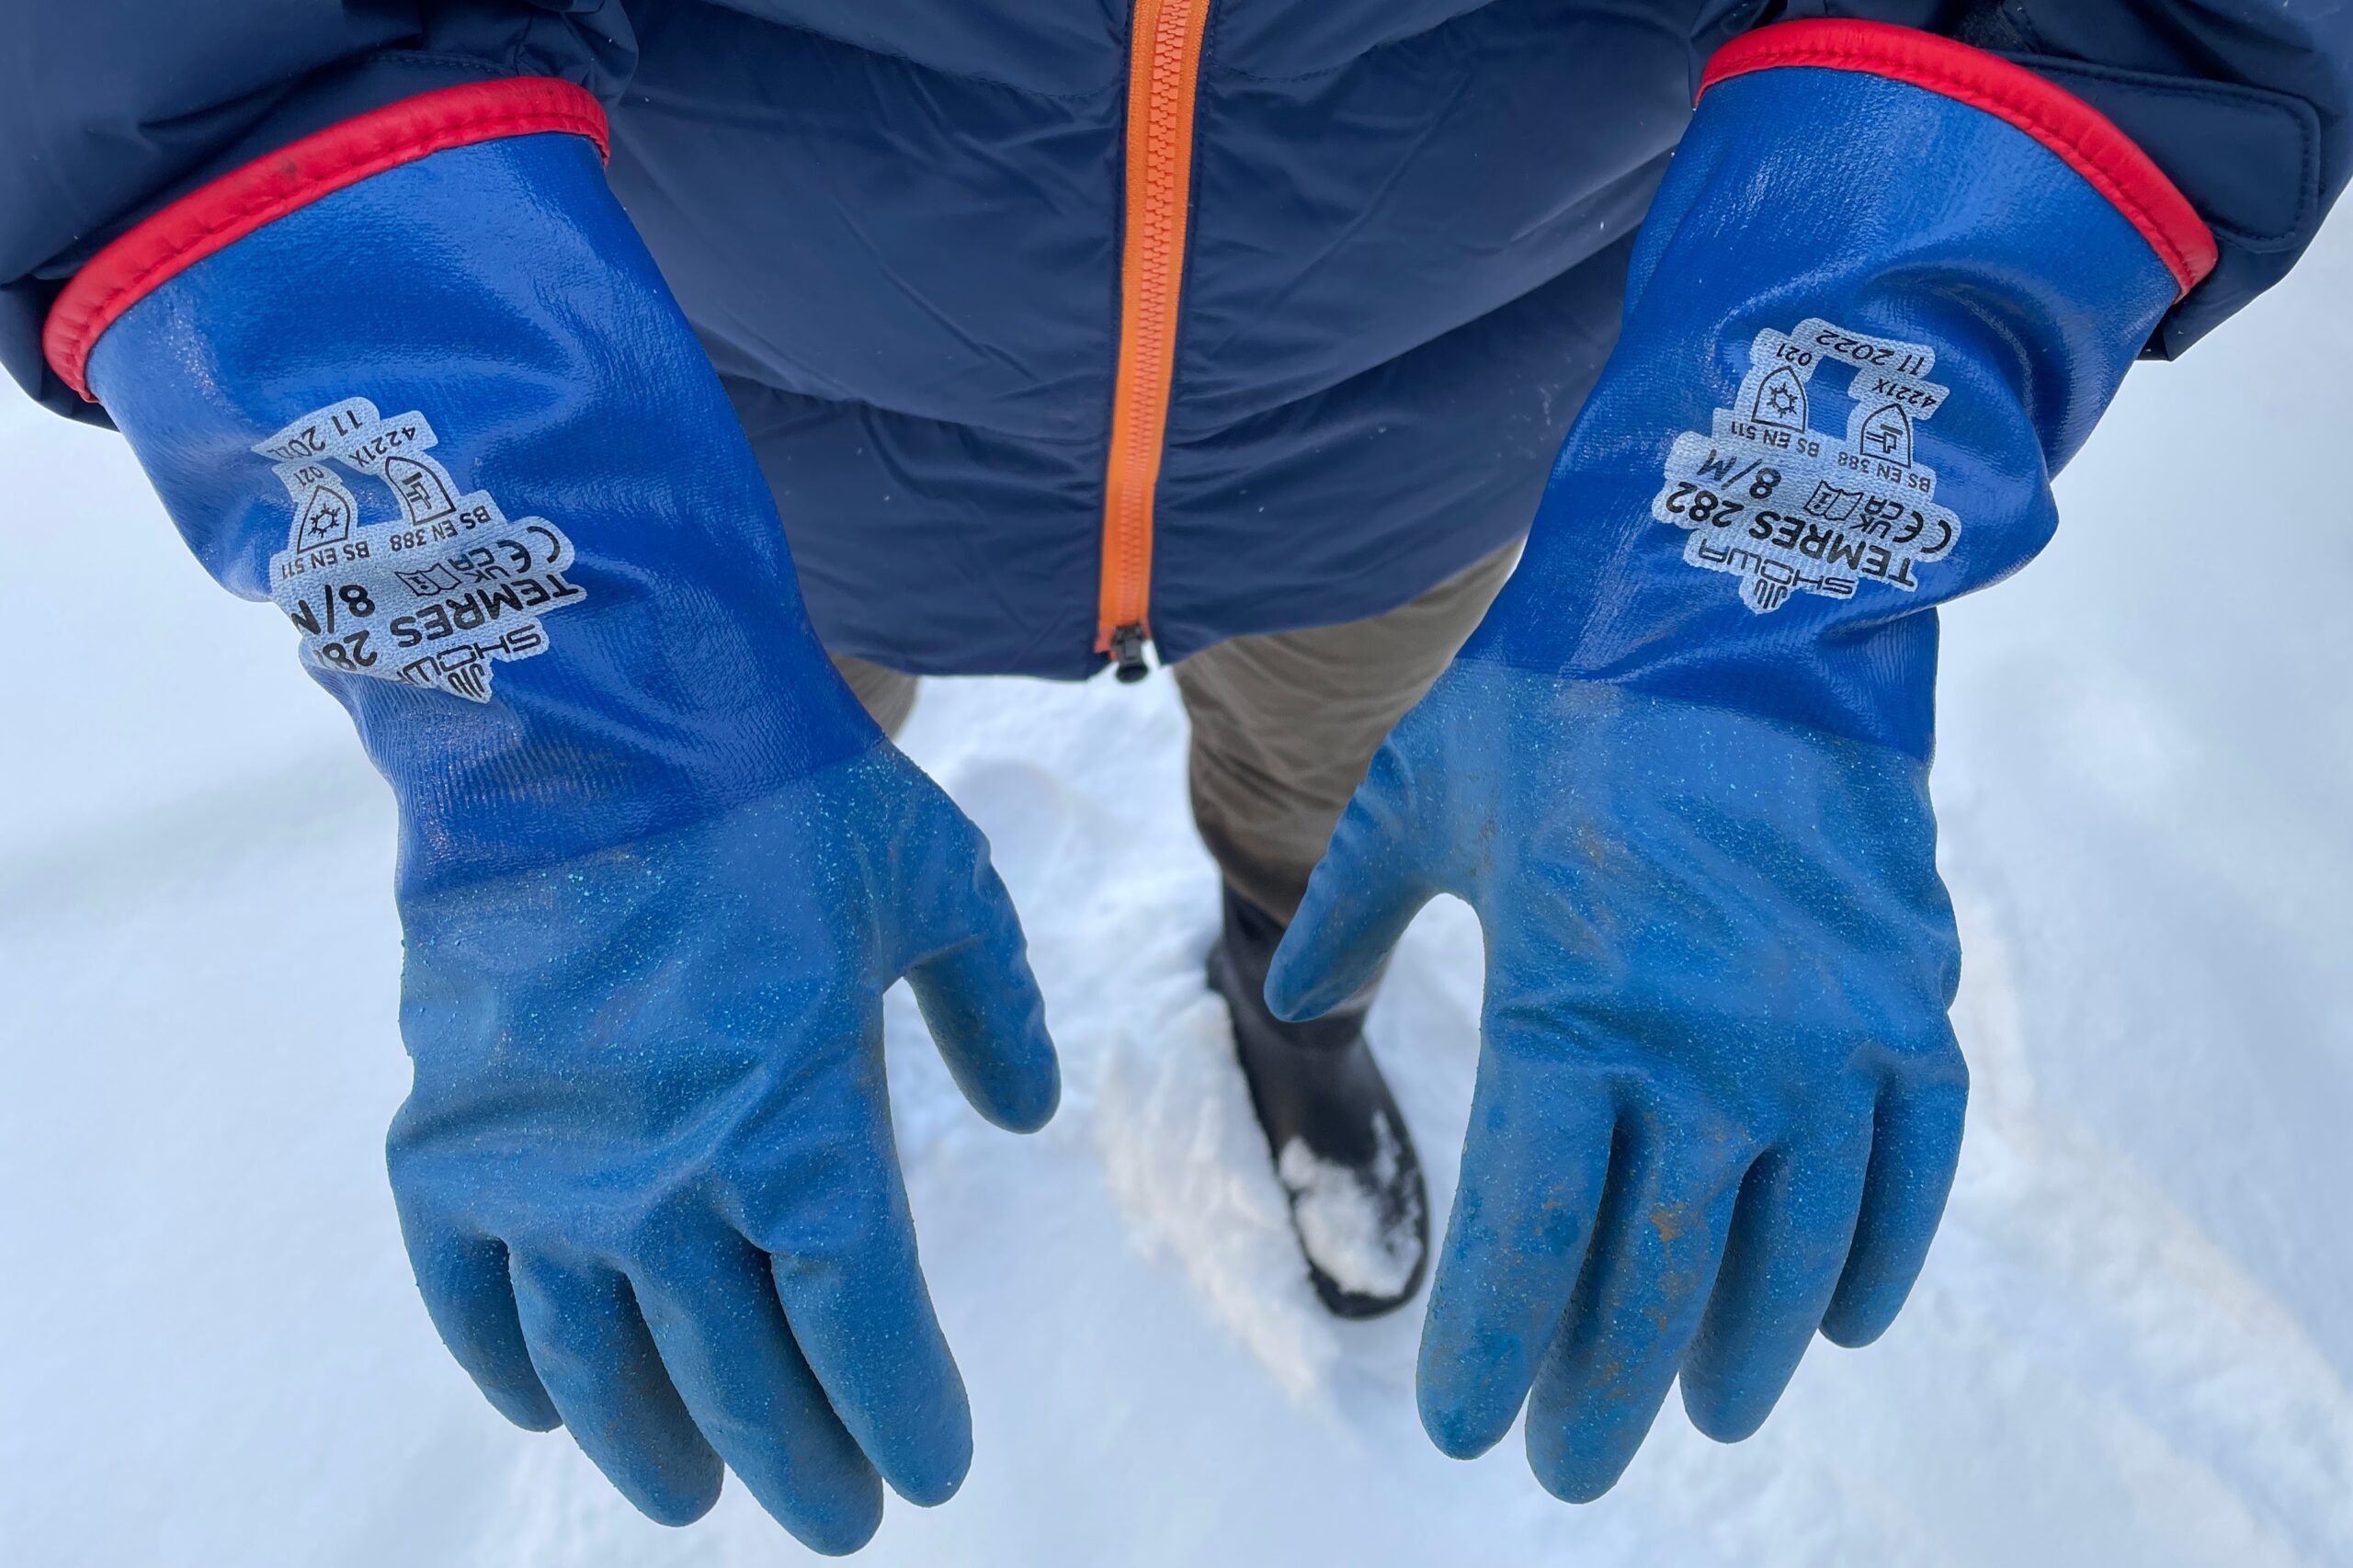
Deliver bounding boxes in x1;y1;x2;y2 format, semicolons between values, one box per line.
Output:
50;82;1057;1551
1267;22;2214;1501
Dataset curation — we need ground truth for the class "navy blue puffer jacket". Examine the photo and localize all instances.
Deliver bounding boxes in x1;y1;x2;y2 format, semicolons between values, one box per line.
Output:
4;2;2347;677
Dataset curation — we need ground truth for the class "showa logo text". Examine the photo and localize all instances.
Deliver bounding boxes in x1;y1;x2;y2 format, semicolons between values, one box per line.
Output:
1651;319;1961;614
258;398;586;702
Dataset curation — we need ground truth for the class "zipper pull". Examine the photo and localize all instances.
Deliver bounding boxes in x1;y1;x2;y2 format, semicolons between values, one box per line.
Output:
1109;622;1151;684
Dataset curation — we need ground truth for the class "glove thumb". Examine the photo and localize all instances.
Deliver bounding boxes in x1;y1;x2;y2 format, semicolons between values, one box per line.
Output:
1266;740;1442;1022
901;818;1061;1134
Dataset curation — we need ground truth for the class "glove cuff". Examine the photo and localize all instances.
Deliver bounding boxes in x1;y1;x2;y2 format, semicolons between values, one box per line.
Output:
1700;21;2214;301
51;80;882;895
1465;23;2217;756
45;78;608;402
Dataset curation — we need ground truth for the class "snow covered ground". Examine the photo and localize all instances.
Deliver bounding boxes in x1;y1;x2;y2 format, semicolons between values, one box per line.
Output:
6;217;2352;1567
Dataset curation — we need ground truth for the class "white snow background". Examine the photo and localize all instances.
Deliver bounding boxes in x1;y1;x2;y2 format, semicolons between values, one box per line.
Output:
5;213;2351;1567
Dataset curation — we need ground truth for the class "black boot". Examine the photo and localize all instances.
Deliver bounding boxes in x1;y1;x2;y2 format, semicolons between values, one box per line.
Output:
1206;885;1430;1319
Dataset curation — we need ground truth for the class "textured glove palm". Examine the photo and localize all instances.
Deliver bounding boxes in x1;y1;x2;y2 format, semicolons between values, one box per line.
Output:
393;749;1053;1543
1270;665;1964;1498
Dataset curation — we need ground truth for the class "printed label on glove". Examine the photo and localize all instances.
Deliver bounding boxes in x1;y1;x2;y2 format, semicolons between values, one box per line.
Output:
1652;320;1960;614
258;399;585;702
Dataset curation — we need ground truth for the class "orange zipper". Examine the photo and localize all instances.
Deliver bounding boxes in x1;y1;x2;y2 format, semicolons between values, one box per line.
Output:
1098;0;1212;681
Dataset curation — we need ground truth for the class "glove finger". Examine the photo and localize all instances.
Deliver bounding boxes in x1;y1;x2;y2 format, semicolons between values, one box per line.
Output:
508;1252;724;1527
399;1222;561;1432
763;1078;973;1508
1821;1067;1968;1347
1415;1046;1614;1460
1524;1092;1748;1503
1677;1114;1873;1443
1266;743;1440;1022
632;1236;885;1555
902;849;1060;1134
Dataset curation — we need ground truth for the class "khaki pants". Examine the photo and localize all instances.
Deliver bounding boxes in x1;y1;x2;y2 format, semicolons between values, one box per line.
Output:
832;540;1518;924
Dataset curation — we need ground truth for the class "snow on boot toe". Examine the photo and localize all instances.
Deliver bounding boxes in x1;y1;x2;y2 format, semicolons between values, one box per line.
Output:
1277;1121;1425;1307
1208;887;1431;1319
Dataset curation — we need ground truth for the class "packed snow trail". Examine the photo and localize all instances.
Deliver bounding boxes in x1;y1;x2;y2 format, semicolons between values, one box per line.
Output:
4;216;2350;1566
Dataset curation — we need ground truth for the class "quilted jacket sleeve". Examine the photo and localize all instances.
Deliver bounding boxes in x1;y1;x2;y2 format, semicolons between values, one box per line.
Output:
0;0;636;422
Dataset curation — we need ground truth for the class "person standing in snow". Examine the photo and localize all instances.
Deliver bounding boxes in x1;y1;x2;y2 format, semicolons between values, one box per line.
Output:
5;0;2345;1549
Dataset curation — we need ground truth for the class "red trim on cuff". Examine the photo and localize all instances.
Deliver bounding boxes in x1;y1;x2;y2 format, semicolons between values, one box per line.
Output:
44;77;609;401
1700;20;2218;300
